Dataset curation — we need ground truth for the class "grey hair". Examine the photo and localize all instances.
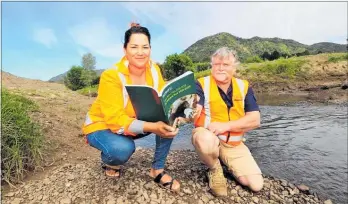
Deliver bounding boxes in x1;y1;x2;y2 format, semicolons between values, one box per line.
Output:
211;47;240;66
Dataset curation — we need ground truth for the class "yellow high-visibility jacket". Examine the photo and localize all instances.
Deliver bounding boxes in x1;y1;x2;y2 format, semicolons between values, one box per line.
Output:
82;56;165;136
194;75;249;146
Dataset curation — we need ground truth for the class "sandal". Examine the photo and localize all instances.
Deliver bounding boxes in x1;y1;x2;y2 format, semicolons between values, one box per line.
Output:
153;171;180;193
101;164;121;179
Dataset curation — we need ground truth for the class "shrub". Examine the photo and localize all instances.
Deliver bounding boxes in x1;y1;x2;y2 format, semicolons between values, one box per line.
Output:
162;54;194;80
77;85;98;97
193;62;211;72
1;89;43;184
245;56;263;63
328;53;348;63
64;66;86;91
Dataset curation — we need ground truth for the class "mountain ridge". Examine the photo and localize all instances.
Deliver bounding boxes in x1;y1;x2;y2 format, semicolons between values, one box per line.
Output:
48;32;346;82
183;32;346;62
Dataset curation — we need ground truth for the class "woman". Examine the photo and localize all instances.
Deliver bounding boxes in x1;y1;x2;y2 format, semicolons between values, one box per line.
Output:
82;23;180;192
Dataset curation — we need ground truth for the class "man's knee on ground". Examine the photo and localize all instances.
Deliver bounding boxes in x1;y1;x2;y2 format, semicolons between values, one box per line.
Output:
237;176;249;186
238;175;264;192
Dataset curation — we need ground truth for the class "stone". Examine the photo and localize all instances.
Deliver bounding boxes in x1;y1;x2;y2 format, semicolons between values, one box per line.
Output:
201;195;210;203
150;192;157;199
128;189;138;195
238;189;245;197
116;196;123;203
280;179;288;187
231;189;238;196
252;197;259;203
282;190;289;196
297;184;309;192
143;191;149;200
235;197;242;203
264;183;270;189
144;182;154;190
60;198;72;204
324;200;333;204
107;198;116;204
5;192;15;197
183;188;192;195
288;183;295;189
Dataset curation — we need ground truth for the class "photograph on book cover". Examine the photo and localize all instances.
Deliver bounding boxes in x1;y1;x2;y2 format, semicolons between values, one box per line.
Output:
167;94;198;126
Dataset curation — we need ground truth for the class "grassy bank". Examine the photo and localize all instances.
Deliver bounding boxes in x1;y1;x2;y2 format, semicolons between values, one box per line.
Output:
1;89;44;184
195;53;347;82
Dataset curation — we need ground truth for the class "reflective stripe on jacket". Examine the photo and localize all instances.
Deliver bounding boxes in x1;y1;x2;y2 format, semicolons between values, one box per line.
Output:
194;75;249;146
82;56;165;136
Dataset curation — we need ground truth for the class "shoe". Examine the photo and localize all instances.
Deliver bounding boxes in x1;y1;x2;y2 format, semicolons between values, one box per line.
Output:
207;162;227;196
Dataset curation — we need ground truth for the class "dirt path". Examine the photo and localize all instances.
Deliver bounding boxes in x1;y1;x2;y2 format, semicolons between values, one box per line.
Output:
1;71;334;204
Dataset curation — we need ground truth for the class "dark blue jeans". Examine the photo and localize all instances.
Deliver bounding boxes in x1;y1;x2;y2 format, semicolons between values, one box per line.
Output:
86;129;174;169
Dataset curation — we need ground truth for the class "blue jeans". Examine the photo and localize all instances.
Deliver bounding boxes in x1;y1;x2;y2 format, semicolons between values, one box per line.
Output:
86;129;174;169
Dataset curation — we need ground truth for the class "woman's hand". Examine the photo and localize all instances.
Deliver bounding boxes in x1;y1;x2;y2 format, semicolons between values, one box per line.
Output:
144;121;179;138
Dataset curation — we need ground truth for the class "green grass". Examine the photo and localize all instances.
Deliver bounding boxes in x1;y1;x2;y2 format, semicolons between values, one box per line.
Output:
77;85;98;97
1;89;44;184
327;53;348;63
194;69;211;79
239;57;308;80
193;57;308;80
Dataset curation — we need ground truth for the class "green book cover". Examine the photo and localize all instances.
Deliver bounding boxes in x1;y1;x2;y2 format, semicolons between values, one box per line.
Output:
125;71;196;125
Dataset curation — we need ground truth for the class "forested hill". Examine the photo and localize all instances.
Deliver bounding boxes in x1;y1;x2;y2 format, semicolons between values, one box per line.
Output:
183;32;346;62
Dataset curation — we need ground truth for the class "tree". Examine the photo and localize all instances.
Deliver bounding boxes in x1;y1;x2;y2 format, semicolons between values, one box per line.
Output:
162;54;193;80
81;69;97;87
261;52;271;60
296;49;310;57
64;66;85;91
270;50;280;61
81;53;98;96
194;62;211;72
82;53;96;70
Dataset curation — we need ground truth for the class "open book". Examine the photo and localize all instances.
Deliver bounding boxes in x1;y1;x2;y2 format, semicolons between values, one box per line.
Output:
125;71;197;126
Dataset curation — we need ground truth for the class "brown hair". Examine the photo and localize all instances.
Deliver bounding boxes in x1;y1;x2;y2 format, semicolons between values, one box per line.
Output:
124;22;151;48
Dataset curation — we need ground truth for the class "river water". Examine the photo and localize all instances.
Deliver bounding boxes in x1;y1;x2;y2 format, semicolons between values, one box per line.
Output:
135;105;348;204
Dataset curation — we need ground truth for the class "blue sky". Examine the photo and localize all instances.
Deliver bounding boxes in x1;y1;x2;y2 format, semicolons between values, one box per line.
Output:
2;2;347;81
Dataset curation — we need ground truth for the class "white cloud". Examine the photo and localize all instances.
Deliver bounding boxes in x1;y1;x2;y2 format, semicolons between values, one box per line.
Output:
122;2;347;48
69;18;124;59
33;28;58;48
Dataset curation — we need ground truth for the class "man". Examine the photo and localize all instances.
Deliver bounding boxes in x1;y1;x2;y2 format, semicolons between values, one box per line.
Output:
192;47;263;196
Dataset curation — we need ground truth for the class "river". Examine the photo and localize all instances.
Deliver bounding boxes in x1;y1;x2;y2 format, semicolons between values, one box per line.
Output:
135;104;348;204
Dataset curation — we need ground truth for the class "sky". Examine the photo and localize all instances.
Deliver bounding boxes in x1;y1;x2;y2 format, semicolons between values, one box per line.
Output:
2;2;347;81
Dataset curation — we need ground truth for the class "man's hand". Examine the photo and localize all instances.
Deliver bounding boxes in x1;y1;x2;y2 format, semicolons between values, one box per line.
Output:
172;117;189;128
192;104;203;122
207;122;229;135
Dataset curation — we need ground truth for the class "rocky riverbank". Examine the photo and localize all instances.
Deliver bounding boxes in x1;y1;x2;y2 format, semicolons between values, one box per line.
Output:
2;148;333;204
